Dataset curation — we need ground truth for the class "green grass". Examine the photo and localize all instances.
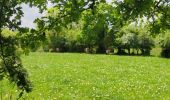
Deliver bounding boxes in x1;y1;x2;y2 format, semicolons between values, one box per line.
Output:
0;52;170;99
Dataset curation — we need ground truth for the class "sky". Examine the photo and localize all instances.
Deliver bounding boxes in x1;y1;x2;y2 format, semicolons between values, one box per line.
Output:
21;0;113;28
21;4;41;28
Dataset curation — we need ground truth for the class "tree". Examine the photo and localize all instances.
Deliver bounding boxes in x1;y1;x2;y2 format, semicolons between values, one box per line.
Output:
121;33;138;54
40;1;123;53
114;25;155;55
115;26;139;54
43;21;84;52
158;31;170;57
0;0;47;97
1;1;94;94
115;0;170;34
2;1;164;97
45;30;66;52
138;31;155;55
81;3;118;53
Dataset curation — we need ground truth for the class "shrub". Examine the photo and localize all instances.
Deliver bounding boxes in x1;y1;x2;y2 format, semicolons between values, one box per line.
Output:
44;30;66;52
114;25;140;55
115;26;154;55
159;31;170;58
121;33;138;54
138;32;155;55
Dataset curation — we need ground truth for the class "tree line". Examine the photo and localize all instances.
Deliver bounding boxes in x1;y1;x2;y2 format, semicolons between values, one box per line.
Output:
39;1;170;57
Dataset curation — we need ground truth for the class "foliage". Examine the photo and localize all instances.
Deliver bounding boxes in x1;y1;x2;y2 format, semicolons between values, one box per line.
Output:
158;31;170;57
63;22;84;52
44;22;84;52
0;28;45;96
138;31;155;55
36;0;105;30
159;31;170;49
121;32;138;54
1;0;169;97
37;1;121;53
114;26;154;55
81;3;119;53
35;0;169;54
37;0;169;54
0;0;49;97
45;30;66;52
115;0;170;34
0;0;48;97
0;29;32;96
104;31;116;49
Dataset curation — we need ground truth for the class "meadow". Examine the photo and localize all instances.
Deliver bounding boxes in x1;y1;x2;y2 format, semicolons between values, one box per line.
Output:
0;52;170;99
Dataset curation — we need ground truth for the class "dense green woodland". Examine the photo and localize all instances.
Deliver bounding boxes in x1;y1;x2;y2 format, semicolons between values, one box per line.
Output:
0;0;170;98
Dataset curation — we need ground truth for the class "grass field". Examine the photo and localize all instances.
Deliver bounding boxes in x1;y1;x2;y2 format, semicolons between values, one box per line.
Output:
0;52;170;99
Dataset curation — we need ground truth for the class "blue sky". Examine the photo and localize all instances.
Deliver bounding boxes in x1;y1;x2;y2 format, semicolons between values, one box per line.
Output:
21;0;112;28
21;4;41;28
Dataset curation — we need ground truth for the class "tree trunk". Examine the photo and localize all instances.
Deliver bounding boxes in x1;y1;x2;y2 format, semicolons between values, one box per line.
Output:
128;48;130;55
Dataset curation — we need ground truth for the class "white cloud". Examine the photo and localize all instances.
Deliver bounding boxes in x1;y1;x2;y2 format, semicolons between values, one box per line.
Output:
21;4;42;28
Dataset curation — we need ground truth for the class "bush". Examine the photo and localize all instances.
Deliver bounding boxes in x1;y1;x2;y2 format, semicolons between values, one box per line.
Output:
115;26;154;55
0;28;33;94
121;33;138;54
138;32;155;55
44;23;85;52
44;30;66;52
159;31;170;58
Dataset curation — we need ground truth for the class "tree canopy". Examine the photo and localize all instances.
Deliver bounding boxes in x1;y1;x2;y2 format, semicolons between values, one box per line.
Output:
116;0;170;34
